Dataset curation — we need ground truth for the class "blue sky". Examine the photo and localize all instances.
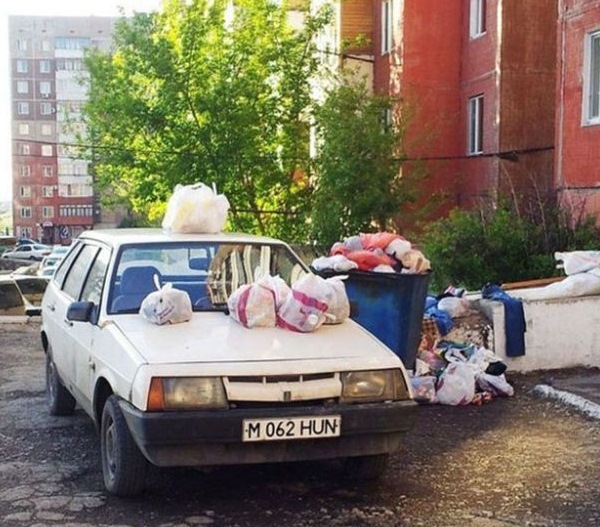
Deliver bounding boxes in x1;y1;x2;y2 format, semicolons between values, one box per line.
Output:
0;0;162;202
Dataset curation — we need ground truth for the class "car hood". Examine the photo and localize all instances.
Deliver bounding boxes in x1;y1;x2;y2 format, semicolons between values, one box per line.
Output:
109;313;401;368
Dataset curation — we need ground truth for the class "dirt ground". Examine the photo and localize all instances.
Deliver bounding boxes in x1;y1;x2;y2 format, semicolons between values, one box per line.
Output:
2;321;600;527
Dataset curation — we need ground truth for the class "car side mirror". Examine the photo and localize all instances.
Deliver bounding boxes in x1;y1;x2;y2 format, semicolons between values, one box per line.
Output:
67;301;95;323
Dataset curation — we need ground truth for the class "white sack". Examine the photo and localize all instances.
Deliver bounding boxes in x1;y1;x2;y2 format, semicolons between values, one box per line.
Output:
322;276;350;325
555;250;600;275
140;277;193;325
228;283;276;328
162;182;230;234
277;274;329;333
436;362;475;406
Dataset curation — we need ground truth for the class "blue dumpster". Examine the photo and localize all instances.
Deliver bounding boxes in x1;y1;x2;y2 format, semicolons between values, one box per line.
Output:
317;270;431;370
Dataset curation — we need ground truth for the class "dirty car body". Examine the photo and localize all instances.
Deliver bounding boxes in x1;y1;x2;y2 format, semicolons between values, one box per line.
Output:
40;229;418;496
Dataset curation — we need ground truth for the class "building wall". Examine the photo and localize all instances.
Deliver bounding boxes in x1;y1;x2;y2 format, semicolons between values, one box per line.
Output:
556;0;600;218
9;16;117;244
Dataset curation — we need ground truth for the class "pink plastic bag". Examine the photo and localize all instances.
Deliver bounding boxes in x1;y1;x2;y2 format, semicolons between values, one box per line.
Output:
228;283;276;328
277;274;329;333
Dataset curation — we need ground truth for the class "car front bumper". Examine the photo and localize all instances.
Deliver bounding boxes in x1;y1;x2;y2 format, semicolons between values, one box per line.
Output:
119;399;419;467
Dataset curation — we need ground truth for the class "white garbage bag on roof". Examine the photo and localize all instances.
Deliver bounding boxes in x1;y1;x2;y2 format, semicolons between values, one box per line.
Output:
162;182;230;234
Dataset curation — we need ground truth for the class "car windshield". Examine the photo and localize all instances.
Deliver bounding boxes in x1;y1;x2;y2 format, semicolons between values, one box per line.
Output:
107;241;309;314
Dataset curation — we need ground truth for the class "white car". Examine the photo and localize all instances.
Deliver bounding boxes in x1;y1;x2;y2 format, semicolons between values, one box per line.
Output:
3;243;51;261
41;229;417;496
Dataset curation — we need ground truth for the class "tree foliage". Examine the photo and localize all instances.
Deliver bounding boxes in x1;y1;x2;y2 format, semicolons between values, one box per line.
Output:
310;77;419;247
83;0;331;239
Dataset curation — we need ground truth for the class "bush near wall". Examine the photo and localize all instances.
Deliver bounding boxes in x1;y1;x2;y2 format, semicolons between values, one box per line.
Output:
420;202;600;293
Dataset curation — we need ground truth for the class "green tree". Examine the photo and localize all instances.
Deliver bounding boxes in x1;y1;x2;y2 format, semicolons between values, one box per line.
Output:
82;0;331;239
310;76;420;247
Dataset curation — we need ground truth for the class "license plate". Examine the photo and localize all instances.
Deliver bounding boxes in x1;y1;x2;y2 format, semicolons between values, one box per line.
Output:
242;415;341;442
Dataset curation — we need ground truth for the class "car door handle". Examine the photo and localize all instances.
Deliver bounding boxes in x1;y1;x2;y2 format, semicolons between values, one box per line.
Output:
63;319;73;327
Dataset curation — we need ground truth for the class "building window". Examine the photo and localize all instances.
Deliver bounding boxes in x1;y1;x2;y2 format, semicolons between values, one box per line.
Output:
469;0;486;39
43;165;54;177
16;81;29;94
16;38;28;51
468;94;484;155
40;102;54;115
18;123;30;135
18;227;32;238
59;204;93;217
41;124;53;136
17;143;30;156
381;0;393;55
54;37;91;50
17;102;30;115
584;30;600;125
20;207;32;219
16;59;28;73
39;60;51;74
41;145;53;157
42;186;55;197
41;39;51;52
20;186;32;198
40;81;51;96
42;206;54;218
17;165;31;177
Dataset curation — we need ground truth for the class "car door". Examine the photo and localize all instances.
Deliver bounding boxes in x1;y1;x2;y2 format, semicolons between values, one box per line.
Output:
71;246;111;413
47;244;99;403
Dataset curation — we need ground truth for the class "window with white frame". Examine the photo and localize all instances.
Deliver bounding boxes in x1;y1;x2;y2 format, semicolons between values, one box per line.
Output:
18;123;30;135
584;30;600;124
42;186;54;197
16;38;27;51
20;207;32;219
381;0;393;55
40;81;51;96
41;145;53;157
40;102;53;115
42;206;54;218
40;124;52;136
42;165;54;177
468;94;484;155
17;143;30;156
16;59;28;73
19;227;32;238
20;186;31;198
17;165;31;177
41;39;51;52
39;60;51;74
17;102;30;115
16;81;29;94
469;0;486;39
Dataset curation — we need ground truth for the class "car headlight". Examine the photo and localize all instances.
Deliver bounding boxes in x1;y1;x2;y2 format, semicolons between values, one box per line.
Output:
340;369;409;403
147;377;228;411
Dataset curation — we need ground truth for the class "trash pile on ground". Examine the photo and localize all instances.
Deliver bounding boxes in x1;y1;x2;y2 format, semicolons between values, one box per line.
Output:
311;232;431;274
413;286;514;405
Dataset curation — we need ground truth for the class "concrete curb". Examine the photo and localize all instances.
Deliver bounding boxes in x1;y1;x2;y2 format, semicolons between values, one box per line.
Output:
533;384;600;420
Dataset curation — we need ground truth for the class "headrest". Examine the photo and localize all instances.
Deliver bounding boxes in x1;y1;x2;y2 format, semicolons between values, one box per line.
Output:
120;266;161;294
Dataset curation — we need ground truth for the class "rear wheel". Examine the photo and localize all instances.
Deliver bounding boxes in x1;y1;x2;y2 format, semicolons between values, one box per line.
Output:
101;395;148;496
46;347;76;416
344;453;390;480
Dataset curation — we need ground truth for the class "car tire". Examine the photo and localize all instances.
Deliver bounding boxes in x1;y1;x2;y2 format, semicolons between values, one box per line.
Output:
344;453;390;480
101;395;148;496
46;349;76;416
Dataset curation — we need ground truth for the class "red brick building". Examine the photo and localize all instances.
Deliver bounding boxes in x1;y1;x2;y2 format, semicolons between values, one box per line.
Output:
375;0;558;217
556;0;600;219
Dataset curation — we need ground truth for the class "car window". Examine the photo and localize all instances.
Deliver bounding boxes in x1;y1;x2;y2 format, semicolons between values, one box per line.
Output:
81;248;110;305
0;282;25;313
62;245;100;300
53;243;83;288
108;241;309;314
18;246;31;253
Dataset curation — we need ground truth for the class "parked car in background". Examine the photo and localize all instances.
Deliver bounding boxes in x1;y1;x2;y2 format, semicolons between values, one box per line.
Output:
41;229;418;496
38;255;64;277
2;244;51;261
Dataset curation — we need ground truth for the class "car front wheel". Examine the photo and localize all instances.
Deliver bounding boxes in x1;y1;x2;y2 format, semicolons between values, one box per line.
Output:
46;349;76;416
101;395;148;496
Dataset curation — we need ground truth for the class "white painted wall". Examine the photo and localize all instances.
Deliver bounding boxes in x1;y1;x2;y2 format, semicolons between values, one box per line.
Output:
476;292;600;372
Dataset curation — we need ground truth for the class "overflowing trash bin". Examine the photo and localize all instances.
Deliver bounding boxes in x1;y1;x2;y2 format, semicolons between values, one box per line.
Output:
317;270;430;370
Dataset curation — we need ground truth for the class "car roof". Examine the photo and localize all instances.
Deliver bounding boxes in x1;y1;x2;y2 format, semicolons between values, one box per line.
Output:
78;228;286;248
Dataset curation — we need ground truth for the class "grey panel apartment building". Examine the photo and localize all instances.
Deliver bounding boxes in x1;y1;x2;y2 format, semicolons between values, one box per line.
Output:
9;16;117;244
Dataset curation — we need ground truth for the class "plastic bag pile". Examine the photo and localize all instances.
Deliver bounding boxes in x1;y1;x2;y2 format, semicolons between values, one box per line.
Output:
162;182;230;234
311;232;431;274
228;273;350;332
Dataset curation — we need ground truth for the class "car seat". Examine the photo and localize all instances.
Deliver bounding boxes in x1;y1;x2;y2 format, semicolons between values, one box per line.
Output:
111;266;162;313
